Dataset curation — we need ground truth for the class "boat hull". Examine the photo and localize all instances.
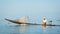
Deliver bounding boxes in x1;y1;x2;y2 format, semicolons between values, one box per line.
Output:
5;18;60;26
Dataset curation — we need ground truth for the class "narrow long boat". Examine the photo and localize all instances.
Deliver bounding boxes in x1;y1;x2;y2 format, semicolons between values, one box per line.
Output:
5;18;60;26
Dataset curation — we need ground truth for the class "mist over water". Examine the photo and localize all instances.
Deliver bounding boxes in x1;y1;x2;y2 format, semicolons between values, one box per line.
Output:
0;0;60;34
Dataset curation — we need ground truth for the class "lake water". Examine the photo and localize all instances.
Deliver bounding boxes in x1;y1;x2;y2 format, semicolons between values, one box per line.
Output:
0;23;60;34
0;0;60;34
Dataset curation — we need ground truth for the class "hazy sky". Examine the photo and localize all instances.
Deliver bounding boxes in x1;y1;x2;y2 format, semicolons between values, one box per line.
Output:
0;0;60;24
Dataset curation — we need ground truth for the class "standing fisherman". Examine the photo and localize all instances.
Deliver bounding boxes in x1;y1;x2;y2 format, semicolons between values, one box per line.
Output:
42;17;46;26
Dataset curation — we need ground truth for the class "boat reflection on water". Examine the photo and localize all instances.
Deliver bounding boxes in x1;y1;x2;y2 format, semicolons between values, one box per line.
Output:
42;25;46;34
18;25;47;34
19;26;28;34
8;24;60;34
42;25;46;30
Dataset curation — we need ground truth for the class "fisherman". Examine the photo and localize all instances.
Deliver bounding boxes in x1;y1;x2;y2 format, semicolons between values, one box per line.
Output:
42;17;46;26
49;20;52;25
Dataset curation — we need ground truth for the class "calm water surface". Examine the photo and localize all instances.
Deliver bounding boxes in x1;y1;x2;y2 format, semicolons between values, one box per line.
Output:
0;23;60;34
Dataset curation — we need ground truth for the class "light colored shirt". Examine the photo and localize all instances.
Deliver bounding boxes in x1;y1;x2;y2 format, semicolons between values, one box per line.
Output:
43;20;46;23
